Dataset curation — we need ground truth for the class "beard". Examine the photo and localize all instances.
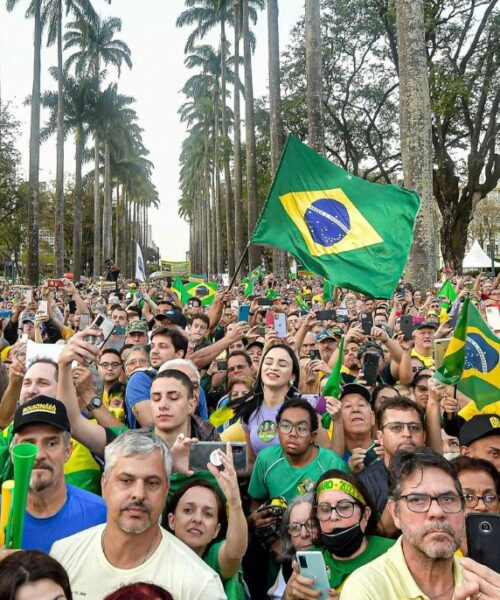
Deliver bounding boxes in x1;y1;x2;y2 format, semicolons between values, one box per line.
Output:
402;520;463;559
30;461;56;493
118;500;154;534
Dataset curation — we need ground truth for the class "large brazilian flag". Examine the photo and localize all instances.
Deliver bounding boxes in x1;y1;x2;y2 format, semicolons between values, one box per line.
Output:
251;135;420;298
435;298;500;409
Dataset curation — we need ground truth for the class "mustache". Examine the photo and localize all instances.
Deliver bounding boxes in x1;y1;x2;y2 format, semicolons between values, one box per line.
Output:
120;500;152;515
33;461;53;472
422;522;457;537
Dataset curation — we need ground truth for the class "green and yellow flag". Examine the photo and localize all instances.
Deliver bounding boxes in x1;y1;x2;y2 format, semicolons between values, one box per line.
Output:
294;293;308;311
437;279;457;309
172;275;190;305
435;298;500;409
185;282;217;306
242;278;254;297
251;136;420;299
321;336;345;429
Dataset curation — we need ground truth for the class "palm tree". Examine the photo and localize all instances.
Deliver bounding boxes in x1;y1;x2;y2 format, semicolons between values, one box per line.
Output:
65;14;131;276
43;0;97;276
242;0;260;269
395;0;437;288
267;0;287;276
232;0;244;272
305;0;324;153
40;69;97;279
7;0;43;284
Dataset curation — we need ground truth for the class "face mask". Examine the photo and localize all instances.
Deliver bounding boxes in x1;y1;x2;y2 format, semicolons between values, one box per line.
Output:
320;523;365;558
108;406;125;422
114;325;126;336
444;452;460;461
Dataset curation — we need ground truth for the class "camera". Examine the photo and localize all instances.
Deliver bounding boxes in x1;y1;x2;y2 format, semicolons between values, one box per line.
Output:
480;521;492;532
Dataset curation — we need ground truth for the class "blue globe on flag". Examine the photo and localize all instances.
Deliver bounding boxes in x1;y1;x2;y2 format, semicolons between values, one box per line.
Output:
464;333;498;373
304;198;351;247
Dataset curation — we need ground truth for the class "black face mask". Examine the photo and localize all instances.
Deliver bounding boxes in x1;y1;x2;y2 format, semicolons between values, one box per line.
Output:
320;523;365;558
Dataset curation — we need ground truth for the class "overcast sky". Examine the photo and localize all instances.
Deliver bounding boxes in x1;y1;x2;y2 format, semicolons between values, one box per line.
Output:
0;0;305;261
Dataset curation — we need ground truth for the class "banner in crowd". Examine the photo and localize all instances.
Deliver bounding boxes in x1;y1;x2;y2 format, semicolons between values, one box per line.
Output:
135;243;147;282
251;135;420;298
435;298;500;409
160;260;191;277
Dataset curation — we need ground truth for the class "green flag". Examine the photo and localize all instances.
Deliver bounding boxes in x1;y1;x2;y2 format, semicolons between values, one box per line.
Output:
242;278;254;297
251;135;420;299
294;293;308;311
437;279;457;309
185;282;217;306
172;275;190;305
321;336;345;429
265;289;278;299
249;266;264;281
435;298;500;409
323;281;333;302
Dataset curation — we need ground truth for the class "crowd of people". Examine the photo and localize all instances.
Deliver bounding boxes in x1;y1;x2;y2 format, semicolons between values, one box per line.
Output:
0;268;499;599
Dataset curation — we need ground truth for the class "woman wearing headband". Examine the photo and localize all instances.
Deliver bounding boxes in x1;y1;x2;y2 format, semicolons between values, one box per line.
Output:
284;470;394;598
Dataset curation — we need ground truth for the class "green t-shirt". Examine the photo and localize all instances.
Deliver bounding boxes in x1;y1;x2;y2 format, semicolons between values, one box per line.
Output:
319;534;395;592
248;444;348;503
204;540;247;600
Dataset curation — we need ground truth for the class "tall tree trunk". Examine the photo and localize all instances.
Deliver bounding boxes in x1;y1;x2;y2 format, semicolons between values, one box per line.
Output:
232;0;245;273
114;184;120;264
102;141;113;262
92;139;101;277
214;90;224;275
243;0;261;270
268;0;287;277
220;18;235;277
305;0;324;153
28;0;42;285
54;0;64;276
72;124;83;280
396;0;437;288
210;172;217;277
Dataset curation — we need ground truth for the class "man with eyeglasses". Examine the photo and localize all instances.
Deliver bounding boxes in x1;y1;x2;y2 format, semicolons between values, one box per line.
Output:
359;396;426;518
97;348;123;405
248;398;347;513
340;448;466;599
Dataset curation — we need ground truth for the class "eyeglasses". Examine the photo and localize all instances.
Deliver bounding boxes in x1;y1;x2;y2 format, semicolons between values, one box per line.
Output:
278;421;311;437
125;358;148;367
99;361;121;369
463;493;500;509
415;385;429;393
381;422;423;434
288;519;318;536
316;500;358;521
228;364;246;374
397;493;463;513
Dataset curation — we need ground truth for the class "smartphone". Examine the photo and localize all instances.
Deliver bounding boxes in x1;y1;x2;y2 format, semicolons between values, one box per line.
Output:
47;278;63;288
274;313;287;338
24;290;32;304
362;352;379;386
434;338;451;369
238;305;251;322
258;298;273;307
20;333;29;343
486;307;500;331
37;300;48;318
85;314;115;349
265;311;275;328
315;309;336;321
189;442;247;473
466;514;500;573
166;276;172;288
364;441;380;467
309;349;321;360
360;312;373;336
400;315;414;341
296;551;330;600
68;299;77;314
0;310;13;318
79;314;90;331
217;360;228;371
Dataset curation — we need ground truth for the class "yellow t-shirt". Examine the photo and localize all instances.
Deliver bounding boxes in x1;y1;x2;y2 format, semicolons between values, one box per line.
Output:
411;348;434;368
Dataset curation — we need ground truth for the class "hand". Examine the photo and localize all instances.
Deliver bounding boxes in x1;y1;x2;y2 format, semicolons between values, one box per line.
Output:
304;311;318;329
71;364;94;401
397;332;414;351
207;443;242;506
325;397;342;422
62;278;76;294
170;433;197;476
404;289;413;306
248;506;279;530
428;377;447;401
455;557;500;600
58;328;101;366
345;325;365;344
348;447;367;473
310;359;331;375
371;326;389;344
441;393;459;415
8;355;25;385
228;321;250;342
284;561;338;600
207;361;219;376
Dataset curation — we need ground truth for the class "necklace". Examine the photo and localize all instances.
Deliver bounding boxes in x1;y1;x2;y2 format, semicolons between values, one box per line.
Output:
101;527;160;567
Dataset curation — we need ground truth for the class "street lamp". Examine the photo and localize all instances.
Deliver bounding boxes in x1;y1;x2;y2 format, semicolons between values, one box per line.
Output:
490;233;496;276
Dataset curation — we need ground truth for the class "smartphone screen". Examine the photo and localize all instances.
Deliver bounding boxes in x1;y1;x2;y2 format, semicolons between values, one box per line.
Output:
362;352;379;385
274;313;287;338
360;312;373;336
400;315;414;341
238;305;251;322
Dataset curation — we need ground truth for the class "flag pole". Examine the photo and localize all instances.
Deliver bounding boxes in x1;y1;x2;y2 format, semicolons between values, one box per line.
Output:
227;242;251;291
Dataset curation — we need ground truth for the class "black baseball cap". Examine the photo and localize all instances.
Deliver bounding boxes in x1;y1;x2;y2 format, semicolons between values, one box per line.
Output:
340;383;372;405
164;310;188;329
459;414;500;447
13;396;71;434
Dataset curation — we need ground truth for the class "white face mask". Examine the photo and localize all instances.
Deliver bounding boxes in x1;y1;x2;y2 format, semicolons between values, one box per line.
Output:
444;452;460;461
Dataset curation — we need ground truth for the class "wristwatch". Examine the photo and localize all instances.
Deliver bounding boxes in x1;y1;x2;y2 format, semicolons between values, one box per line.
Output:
85;396;103;413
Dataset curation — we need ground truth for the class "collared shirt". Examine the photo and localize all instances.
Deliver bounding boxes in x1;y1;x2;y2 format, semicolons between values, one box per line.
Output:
339;536;463;599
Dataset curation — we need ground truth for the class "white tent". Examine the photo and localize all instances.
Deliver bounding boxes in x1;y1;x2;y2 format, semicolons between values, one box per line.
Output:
462;239;500;269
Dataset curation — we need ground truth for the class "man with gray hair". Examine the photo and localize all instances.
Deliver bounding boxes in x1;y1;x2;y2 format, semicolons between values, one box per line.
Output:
51;429;226;599
340;448;466;599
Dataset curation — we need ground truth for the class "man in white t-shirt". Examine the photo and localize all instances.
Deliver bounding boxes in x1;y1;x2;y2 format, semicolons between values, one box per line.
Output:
51;429;226;599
